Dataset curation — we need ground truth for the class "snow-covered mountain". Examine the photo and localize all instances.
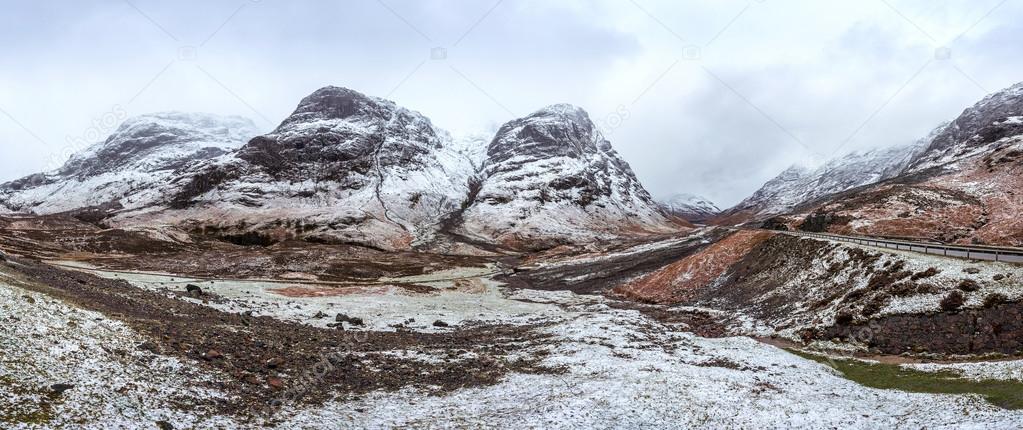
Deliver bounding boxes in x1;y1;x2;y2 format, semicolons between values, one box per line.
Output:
909;82;1023;171
0;112;258;214
1;88;685;251
456;104;678;249
783;81;1023;246
716;138;931;224
657;193;720;222
123;86;481;250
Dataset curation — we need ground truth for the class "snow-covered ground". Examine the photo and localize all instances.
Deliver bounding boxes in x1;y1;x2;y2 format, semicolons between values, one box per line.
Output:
53;262;562;333
905;360;1023;382
4;265;1023;428
0;275;237;428
277;297;1023;429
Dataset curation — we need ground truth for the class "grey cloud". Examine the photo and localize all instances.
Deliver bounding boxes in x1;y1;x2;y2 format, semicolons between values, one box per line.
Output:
2;0;1022;209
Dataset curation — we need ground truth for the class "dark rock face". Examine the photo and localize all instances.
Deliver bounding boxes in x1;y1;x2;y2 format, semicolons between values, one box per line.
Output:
235;87;439;182
913;83;1023;167
823;301;1023;355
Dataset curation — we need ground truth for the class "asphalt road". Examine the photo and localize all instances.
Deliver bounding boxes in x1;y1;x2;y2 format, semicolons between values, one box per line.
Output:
780;230;1023;264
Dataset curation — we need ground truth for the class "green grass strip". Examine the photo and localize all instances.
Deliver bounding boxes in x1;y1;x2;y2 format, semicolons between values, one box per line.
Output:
788;349;1023;410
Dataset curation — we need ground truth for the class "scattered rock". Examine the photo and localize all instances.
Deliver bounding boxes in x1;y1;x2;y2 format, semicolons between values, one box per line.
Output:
185;284;203;295
267;377;285;390
433;320;450;328
993;274;1006;281
313;311;328;319
963;268;981;274
138;341;159;353
204;349;224;360
22;295;35;304
156;421;174;430
50;383;75;396
834;311;855;325
335;313;365;326
266;357;286;369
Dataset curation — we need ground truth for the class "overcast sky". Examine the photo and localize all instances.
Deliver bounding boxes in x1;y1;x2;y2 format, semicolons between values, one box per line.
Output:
1;0;1021;207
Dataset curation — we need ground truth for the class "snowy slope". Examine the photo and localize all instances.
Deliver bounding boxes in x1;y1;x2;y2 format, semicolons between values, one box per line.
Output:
909;82;1023;171
2;89;682;251
457;104;678;249
785;81;1023;246
657;193;720;222
718;138;931;223
123;87;481;250
0;112;258;214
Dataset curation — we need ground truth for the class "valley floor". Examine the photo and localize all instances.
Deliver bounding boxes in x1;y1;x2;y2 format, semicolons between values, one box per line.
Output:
3;246;1023;429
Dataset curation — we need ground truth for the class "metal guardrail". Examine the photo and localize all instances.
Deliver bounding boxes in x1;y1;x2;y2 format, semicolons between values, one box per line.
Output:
784;230;1023;264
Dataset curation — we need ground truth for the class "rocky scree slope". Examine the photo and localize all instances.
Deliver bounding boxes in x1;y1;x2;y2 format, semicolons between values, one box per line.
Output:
786;82;1023;246
455;104;680;250
0;112;258;215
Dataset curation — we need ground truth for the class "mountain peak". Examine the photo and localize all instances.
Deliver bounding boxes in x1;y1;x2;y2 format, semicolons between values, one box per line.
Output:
64;112;257;177
659;193;720;222
277;86;400;131
909;82;1023;169
531;103;590;121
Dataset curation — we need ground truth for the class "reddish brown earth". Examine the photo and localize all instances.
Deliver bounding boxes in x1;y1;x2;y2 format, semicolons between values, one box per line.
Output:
0;214;493;283
792;142;1023;246
611;230;775;304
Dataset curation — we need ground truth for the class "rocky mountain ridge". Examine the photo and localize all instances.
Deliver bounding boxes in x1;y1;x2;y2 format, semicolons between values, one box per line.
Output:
778;81;1023;246
0;88;682;251
716;138;931;225
456;104;678;249
657;193;720;222
0;112;258;215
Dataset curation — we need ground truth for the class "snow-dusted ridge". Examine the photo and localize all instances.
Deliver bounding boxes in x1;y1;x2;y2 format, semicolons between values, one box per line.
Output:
0;112;259;214
457;103;678;248
721;137;932;222
658;193;720;222
1;87;682;251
